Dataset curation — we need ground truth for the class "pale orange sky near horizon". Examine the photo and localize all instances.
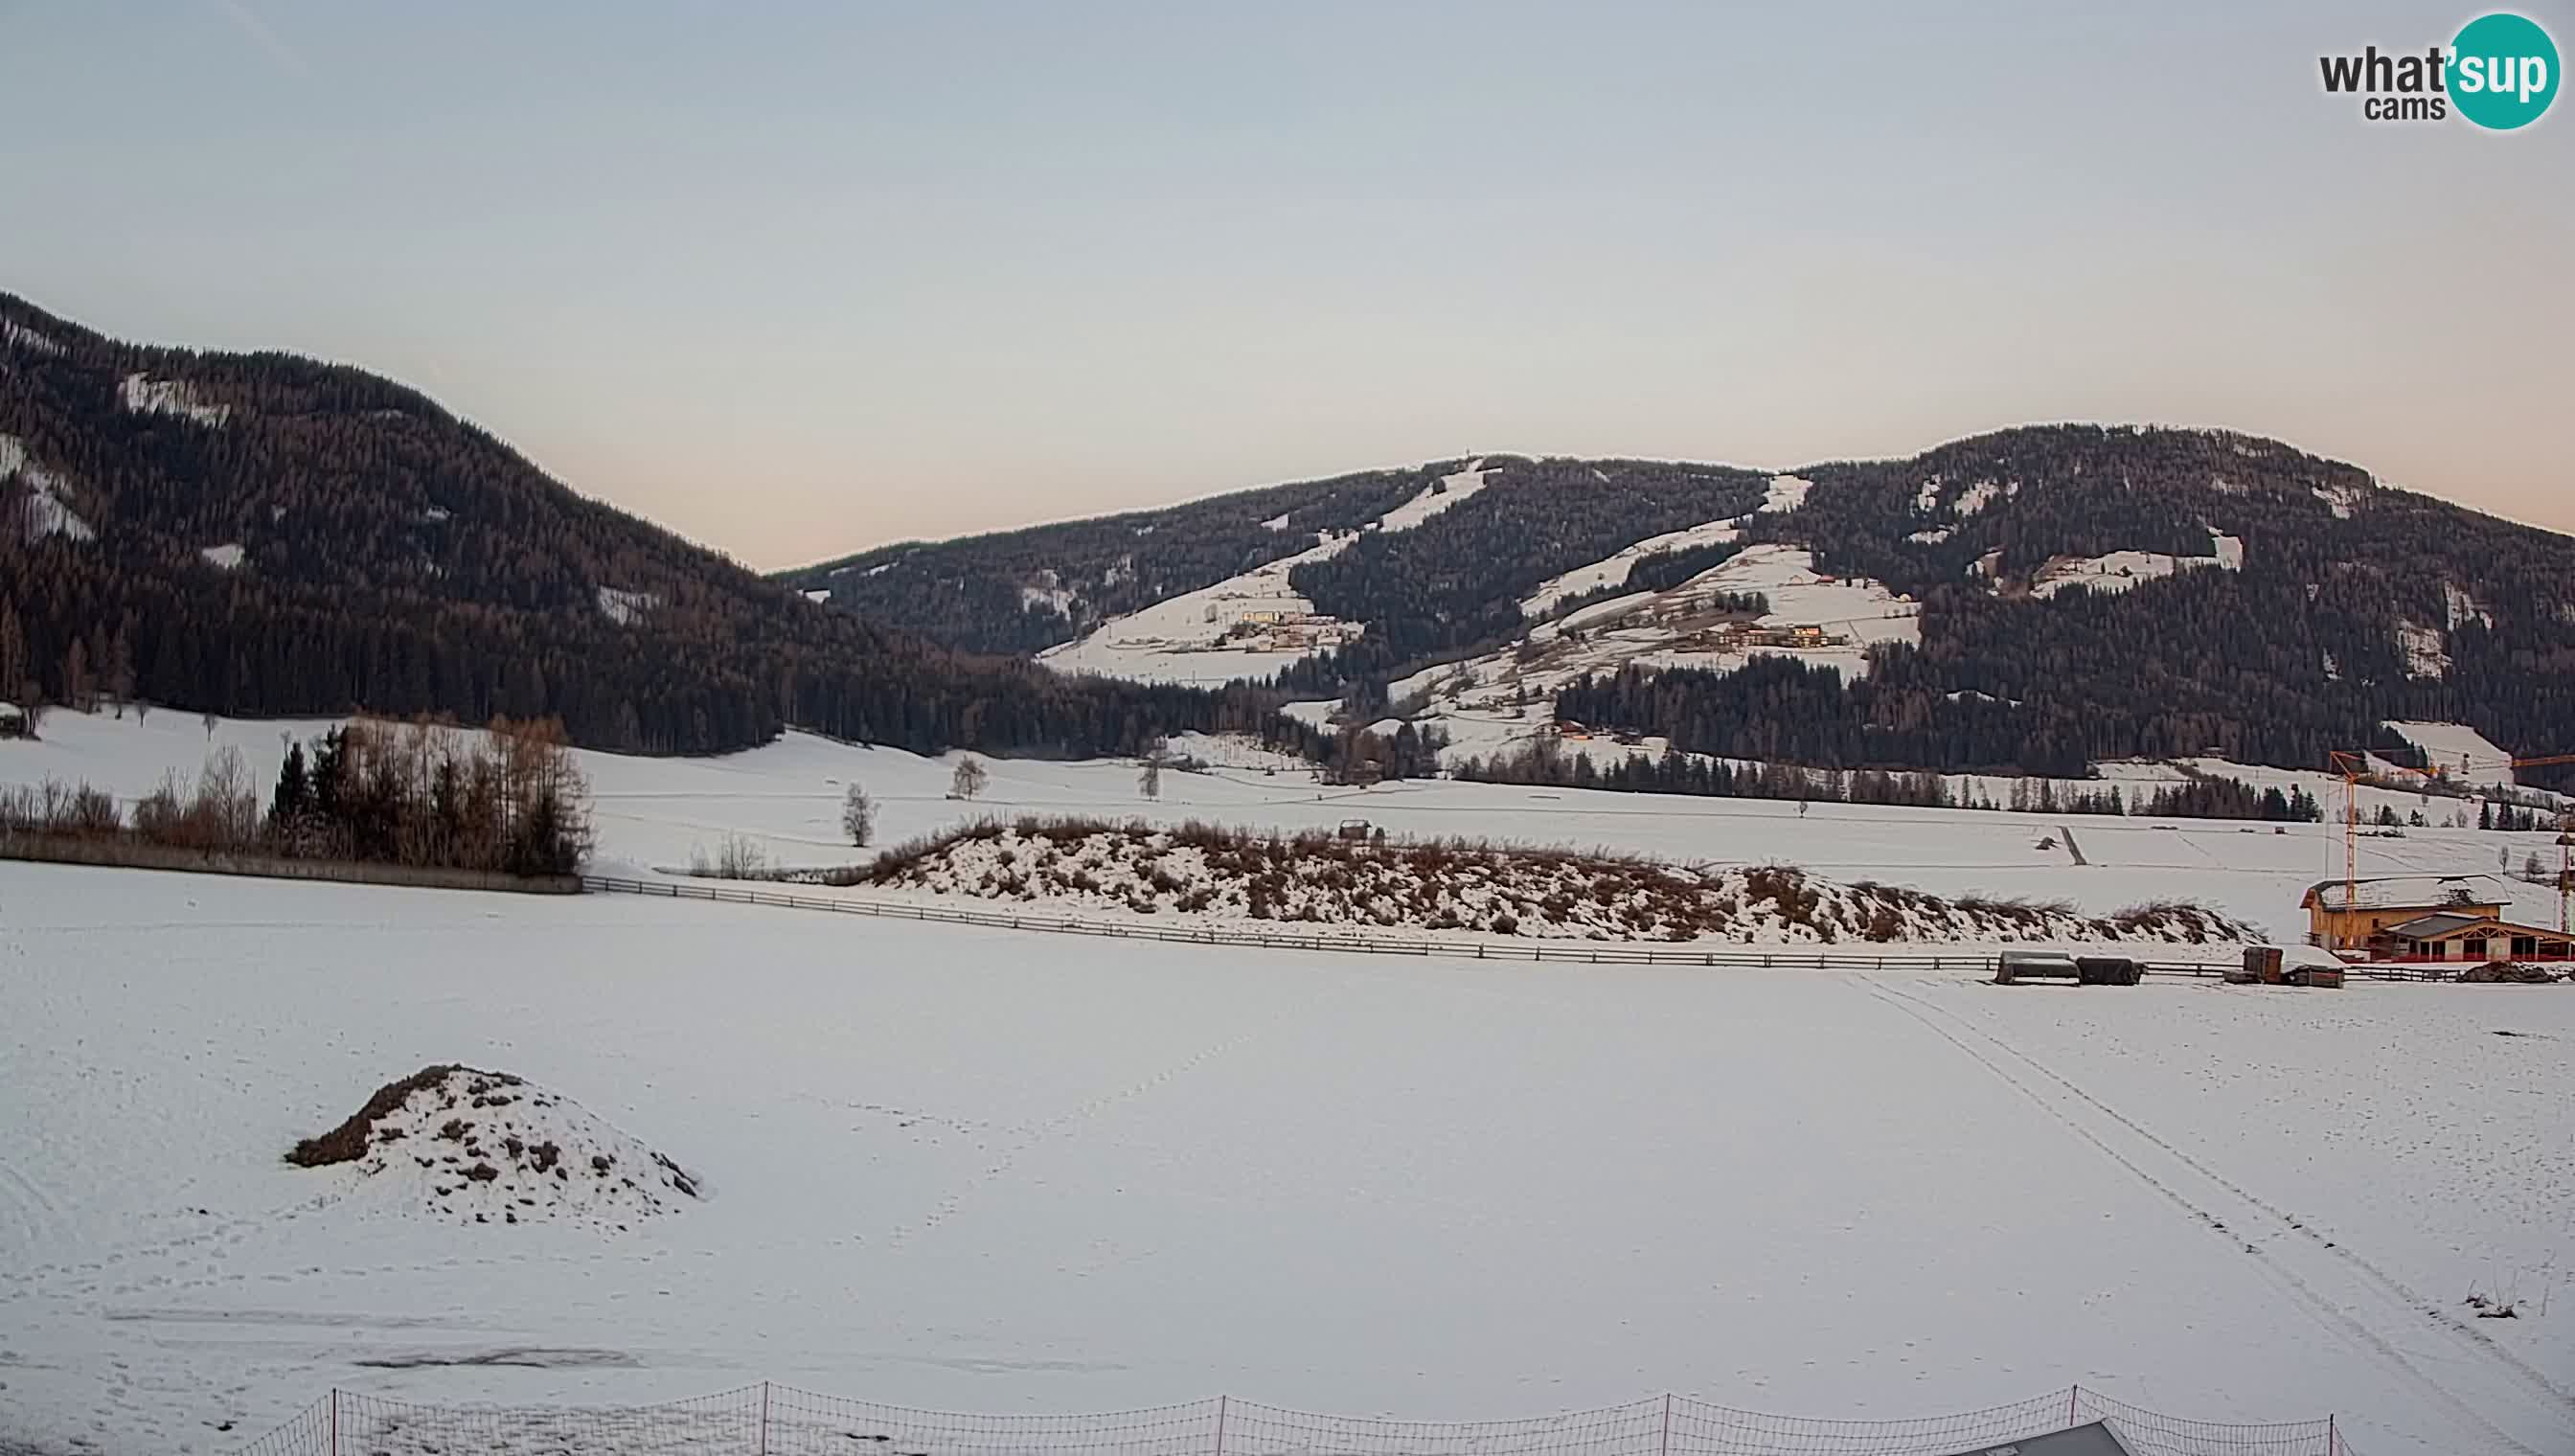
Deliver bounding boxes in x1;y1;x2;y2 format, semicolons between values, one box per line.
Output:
4;2;2568;569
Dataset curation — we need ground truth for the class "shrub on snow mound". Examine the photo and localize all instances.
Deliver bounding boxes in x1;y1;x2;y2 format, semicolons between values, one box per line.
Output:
862;816;2258;945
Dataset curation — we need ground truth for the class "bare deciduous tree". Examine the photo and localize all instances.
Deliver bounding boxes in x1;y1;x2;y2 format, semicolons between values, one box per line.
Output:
690;832;769;878
949;756;989;801
841;784;876;846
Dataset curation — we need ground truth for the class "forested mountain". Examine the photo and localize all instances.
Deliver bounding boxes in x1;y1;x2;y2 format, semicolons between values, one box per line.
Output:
1710;426;2575;785
783;427;2575;789
786;466;1442;654
0;292;1286;757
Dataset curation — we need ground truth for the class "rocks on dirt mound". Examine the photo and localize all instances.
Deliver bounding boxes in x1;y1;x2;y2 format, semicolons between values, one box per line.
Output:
287;1065;700;1230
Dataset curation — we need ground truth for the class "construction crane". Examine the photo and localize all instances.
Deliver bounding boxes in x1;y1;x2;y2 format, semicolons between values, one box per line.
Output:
2327;748;2575;933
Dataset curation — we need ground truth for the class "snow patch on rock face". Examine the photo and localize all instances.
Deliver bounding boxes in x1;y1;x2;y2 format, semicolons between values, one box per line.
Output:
1952;479;2009;515
2;319;65;355
1906;526;1953;545
597;586;659;626
2395;621;2449;678
1260;512;1291;531
1517;515;1745;617
2442;582;2492;632
803;588;832;603
1377;461;1492;533
1757;474;1812;514
120;373;231;427
199;542;245;570
2313;483;2363;519
3;436;96;543
297;1067;699;1232
1019;583;1077;616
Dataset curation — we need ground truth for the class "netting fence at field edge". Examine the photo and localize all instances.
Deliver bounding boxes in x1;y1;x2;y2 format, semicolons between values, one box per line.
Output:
226;1383;2359;1456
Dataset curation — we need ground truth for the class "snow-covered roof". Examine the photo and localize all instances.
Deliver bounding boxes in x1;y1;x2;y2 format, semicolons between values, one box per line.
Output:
0;700;22;719
2300;874;2506;912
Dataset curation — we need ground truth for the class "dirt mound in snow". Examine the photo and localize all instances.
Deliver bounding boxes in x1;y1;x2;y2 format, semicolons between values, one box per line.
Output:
865;817;2259;944
2460;963;2567;984
288;1066;700;1230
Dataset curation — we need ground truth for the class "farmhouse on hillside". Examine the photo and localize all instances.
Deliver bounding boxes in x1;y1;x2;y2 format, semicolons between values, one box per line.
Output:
0;701;27;739
2299;874;2505;951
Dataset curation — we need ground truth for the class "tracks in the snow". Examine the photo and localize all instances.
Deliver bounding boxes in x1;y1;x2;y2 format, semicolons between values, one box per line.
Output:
1859;976;2575;1456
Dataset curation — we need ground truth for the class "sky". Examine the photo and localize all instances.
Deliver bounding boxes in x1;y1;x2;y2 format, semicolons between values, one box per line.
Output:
3;1;2569;570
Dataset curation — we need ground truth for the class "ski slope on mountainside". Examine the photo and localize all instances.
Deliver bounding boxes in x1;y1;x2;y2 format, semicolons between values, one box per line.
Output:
9;708;2569;943
1033;529;1362;685
1035;464;1493;685
1517;516;1745;618
1;864;2569;1456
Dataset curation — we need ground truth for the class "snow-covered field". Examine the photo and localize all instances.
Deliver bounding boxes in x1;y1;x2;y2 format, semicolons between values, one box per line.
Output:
2026;535;2242;600
7;708;2571;944
2;863;2571;1456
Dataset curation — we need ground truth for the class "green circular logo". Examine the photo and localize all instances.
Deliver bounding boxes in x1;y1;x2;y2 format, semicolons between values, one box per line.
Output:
2451;12;2559;129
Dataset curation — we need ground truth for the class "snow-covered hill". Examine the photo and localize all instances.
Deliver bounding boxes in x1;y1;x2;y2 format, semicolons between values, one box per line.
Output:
1397;543;1923;758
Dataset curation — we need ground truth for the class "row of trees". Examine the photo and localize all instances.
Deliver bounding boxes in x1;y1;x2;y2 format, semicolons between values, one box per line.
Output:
0;715;594;876
1450;735;2331;823
265;717;594;875
2482;800;2558;832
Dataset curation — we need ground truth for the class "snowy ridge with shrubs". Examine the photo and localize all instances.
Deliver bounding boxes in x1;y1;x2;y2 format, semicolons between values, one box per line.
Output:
859;818;2256;945
285;1065;701;1233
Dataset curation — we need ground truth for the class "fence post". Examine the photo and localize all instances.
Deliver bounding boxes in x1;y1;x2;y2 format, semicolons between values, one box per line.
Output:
760;1380;771;1456
2327;1413;2337;1456
1658;1392;1672;1456
330;1388;339;1456
2067;1384;2079;1427
1214;1394;1228;1456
